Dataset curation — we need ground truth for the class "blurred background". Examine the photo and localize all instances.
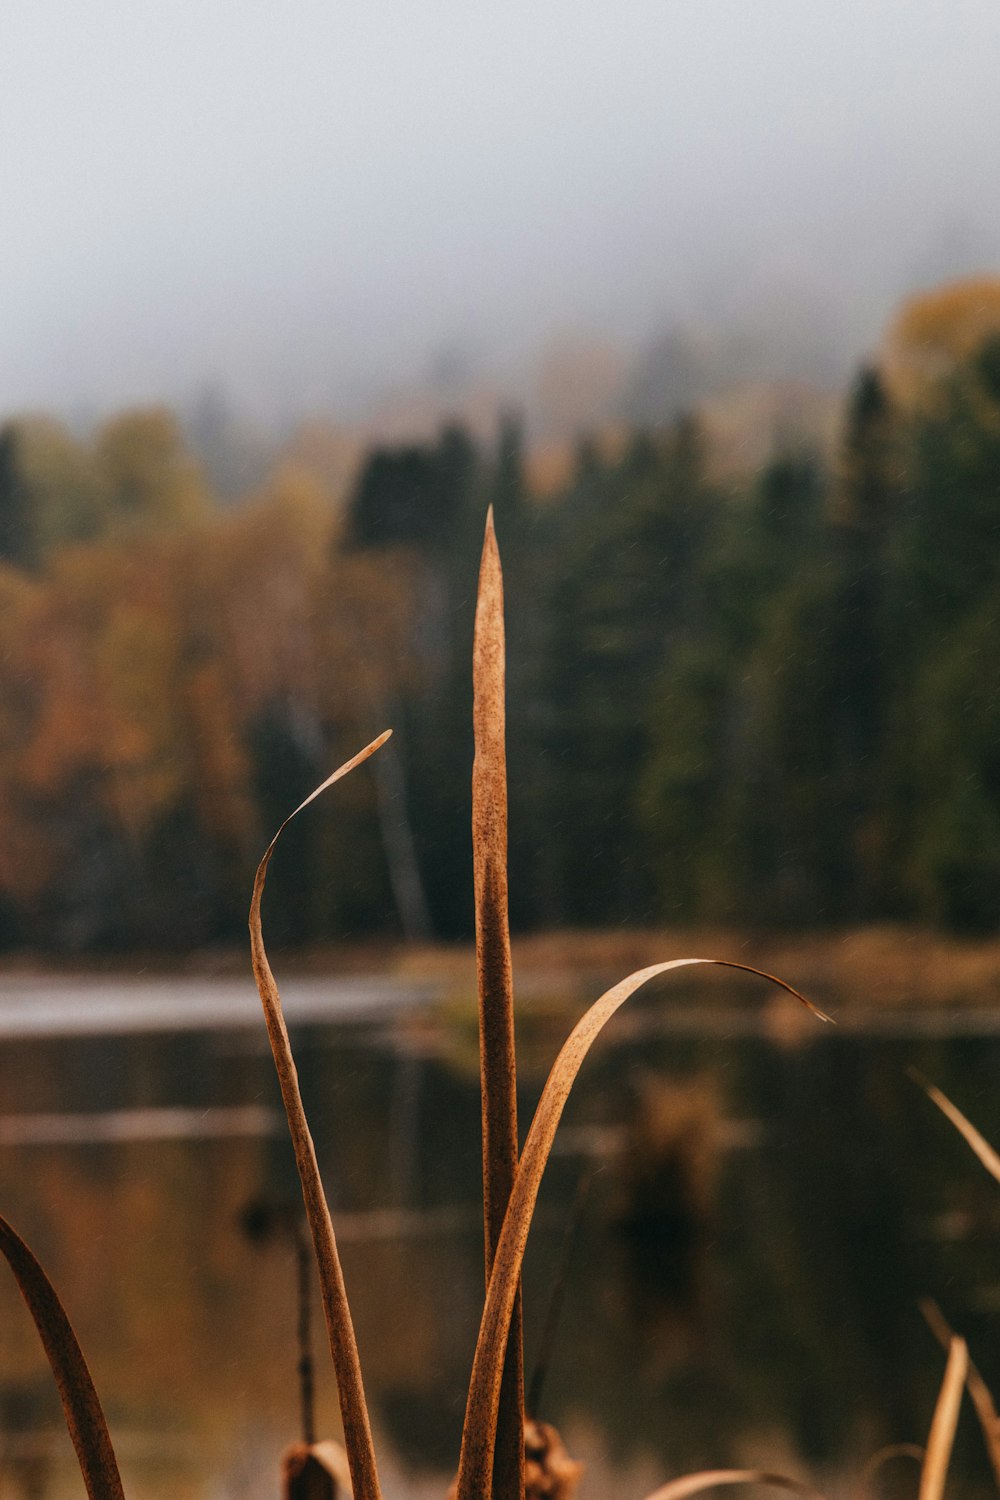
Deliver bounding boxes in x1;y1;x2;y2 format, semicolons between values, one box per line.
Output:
3;4;1000;1498
2;2;1000;948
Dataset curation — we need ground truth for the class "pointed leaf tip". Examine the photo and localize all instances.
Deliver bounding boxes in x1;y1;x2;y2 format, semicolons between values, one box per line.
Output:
274;732;392;838
472;492;522;1500
919;1336;967;1500
249;738;385;1500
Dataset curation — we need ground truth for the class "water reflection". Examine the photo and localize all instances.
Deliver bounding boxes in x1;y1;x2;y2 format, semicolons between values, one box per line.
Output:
0;982;998;1499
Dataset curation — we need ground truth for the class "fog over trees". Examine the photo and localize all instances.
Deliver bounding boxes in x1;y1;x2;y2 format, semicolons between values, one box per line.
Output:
2;1;999;421
0;280;998;948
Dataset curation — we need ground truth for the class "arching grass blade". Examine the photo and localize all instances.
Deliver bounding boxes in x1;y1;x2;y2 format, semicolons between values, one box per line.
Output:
0;1213;124;1500
250;733;391;1500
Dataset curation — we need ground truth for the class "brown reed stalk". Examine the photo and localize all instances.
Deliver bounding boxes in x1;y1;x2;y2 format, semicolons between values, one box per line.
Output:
910;1069;1000;1184
250;733;391;1500
294;1217;317;1447
472;507;525;1500
455;958;830;1500
919;1336;967;1500
923;1298;1000;1491
0;1213;124;1500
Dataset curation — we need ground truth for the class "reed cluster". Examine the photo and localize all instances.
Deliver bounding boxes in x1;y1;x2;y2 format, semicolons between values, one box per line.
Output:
0;512;991;1500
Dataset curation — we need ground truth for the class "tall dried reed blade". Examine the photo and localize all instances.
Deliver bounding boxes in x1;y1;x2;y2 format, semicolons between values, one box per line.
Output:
473;506;524;1500
250;732;392;1500
455;959;830;1500
295;1219;317;1447
917;1344;965;1500
0;1213;124;1500
922;1300;1000;1494
640;1469;826;1500
919;1336;967;1500
909;1070;1000;1186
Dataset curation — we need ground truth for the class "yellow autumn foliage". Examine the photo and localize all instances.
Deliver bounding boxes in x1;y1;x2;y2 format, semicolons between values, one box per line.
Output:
0;461;425;934
881;275;1000;406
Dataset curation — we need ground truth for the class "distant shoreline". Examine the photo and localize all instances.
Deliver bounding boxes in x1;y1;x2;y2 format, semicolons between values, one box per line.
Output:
0;925;998;1012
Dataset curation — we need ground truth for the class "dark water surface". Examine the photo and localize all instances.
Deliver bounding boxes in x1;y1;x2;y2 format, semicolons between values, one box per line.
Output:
0;975;998;1500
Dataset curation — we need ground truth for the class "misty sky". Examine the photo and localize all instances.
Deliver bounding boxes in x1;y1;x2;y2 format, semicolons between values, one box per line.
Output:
3;0;1000;420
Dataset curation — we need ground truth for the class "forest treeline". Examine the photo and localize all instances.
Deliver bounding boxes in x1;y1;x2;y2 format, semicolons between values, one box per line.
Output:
1;281;999;949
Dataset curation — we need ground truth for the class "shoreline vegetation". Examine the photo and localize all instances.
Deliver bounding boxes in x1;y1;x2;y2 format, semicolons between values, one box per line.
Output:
3;925;1000;1012
2;278;1000;951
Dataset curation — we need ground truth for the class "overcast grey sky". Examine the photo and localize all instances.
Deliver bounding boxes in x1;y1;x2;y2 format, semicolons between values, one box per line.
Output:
2;0;999;418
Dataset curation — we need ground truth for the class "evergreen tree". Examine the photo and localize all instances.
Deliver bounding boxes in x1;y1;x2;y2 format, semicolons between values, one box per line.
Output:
0;425;34;567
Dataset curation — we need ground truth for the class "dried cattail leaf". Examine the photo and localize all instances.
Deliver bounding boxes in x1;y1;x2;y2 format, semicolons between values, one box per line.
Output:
0;1213;124;1500
473;508;524;1500
910;1070;1000;1186
921;1301;1000;1494
251;734;391;1500
455;959;829;1500
855;1443;925;1500
919;1336;967;1500
641;1471;826;1500
474;507;518;1272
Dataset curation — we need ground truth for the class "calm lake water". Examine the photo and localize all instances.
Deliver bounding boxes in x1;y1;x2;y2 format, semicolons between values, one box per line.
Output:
0;973;998;1500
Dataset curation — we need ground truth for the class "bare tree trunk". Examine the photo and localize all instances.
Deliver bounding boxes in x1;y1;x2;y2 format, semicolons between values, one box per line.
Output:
372;728;432;941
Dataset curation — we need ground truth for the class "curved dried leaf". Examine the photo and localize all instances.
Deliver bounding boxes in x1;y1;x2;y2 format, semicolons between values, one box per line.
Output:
921;1301;1000;1494
910;1070;1000;1186
856;1444;925;1500
641;1469;826;1500
456;959;830;1500
0;1213;124;1500
250;733;390;1500
919;1336;968;1500
472;507;523;1500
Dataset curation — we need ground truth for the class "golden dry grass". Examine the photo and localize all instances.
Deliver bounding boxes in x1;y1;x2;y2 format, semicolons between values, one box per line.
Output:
0;509;996;1500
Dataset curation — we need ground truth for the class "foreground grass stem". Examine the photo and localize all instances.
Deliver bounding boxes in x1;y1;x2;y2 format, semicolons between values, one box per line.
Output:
473;508;525;1500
